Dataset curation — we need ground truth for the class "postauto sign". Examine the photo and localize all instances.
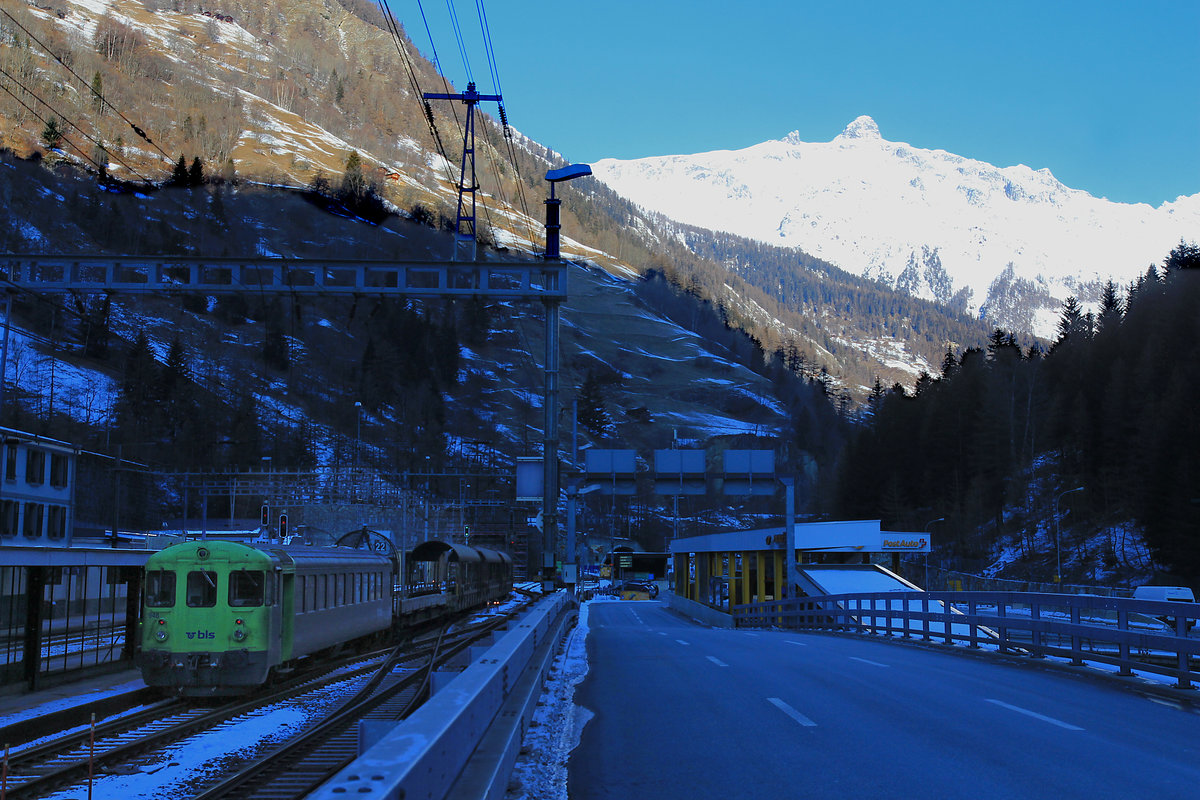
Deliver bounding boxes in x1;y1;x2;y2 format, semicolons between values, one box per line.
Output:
880;535;930;553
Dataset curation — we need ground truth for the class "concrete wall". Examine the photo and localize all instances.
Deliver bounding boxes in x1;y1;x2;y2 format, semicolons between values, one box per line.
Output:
667;591;734;628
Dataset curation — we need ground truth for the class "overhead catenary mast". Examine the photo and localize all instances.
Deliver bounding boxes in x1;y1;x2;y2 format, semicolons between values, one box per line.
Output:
423;81;501;261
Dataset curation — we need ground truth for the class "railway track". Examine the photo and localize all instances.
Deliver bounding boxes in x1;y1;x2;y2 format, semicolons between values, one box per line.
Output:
0;649;394;799
2;602;529;798
189;601;532;800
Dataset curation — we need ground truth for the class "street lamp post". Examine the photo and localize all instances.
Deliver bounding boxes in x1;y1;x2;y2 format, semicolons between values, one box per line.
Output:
354;401;362;473
924;518;945;590
540;163;591;590
1054;487;1084;584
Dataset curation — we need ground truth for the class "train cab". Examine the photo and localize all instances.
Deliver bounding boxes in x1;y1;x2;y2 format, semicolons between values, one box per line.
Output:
139;540;285;694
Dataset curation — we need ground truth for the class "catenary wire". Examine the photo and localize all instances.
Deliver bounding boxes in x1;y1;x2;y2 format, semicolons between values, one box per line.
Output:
444;0;474;87
0;66;151;182
0;6;172;167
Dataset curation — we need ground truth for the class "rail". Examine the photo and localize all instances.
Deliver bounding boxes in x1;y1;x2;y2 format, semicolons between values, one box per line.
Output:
733;591;1200;689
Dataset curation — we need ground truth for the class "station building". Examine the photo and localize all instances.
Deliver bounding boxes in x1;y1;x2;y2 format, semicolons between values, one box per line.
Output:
668;520;932;624
0;428;76;546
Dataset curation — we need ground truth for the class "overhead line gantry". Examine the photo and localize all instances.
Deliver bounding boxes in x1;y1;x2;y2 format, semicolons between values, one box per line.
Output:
423;81;501;262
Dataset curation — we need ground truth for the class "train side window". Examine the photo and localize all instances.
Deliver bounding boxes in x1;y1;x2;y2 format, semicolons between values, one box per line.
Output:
146;570;176;607
187;571;218;607
303;575;313;612
336;574;345;606
229;570;265;607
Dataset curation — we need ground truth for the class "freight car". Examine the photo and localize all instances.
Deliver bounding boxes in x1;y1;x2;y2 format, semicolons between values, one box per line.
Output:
402;540;513;617
138;540;394;695
138;538;514;695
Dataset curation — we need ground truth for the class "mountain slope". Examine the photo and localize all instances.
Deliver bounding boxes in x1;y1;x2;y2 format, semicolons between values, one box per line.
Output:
0;0;990;390
593;116;1200;338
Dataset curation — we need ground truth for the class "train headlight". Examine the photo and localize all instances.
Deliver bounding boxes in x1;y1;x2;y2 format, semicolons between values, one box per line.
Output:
154;618;168;641
232;629;246;641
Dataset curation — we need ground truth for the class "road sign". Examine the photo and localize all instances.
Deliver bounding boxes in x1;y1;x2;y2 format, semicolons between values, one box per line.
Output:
528;510;544;532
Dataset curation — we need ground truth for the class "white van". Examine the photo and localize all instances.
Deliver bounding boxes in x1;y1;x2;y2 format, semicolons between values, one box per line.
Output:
1133;585;1196;603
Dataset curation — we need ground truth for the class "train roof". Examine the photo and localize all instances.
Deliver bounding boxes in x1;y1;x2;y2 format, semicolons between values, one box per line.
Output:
146;539;392;569
409;540;512;565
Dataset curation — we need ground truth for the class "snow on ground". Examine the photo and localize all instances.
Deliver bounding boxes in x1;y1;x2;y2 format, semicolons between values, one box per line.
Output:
503;598;604;800
36;673;364;800
0;677;147;730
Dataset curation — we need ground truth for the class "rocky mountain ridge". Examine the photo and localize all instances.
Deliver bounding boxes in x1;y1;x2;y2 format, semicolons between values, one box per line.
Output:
593;115;1200;338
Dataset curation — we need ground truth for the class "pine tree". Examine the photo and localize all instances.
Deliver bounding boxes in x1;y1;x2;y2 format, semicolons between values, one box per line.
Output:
940;346;959;381
90;71;105;114
228;393;262;468
114;330;161;443
262;300;290;371
1096;279;1123;333
41;118;63;151
159;336;197;449
577;370;611;438
867;376;886;415
1054;296;1087;346
169;155;188;187
187;157;204;187
1164;239;1200;273
339;151;365;203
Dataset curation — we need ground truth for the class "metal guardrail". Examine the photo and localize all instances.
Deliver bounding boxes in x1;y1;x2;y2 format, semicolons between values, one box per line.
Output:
734;591;1200;690
312;590;571;800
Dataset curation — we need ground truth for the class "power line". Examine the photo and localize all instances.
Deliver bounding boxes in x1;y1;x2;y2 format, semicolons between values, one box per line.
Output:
0;74;107;176
0;65;152;183
0;7;172;167
377;0;455;186
444;0;474;87
473;0;534;245
475;0;502;100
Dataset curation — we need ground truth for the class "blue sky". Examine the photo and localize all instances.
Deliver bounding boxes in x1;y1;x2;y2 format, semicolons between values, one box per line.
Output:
403;1;1198;206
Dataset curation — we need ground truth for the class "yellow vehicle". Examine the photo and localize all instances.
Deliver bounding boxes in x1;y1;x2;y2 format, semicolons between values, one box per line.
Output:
619;580;653;601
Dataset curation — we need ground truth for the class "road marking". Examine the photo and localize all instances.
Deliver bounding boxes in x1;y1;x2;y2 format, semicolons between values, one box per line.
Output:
986;699;1083;731
1146;696;1184;711
706;656;729;667
849;657;890;667
743;632;759;637
786;640;808;646
676;639;690;646
630;610;644;625
768;697;817;727
657;631;668;636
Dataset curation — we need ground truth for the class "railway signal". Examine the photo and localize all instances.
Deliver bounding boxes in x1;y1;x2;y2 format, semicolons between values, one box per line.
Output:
260;504;270;526
278;513;288;539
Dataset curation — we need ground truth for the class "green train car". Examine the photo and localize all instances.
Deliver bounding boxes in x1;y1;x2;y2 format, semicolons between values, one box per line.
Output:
138;540;394;695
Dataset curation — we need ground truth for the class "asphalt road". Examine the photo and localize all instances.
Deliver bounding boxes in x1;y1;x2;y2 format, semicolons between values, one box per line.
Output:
568;600;1200;799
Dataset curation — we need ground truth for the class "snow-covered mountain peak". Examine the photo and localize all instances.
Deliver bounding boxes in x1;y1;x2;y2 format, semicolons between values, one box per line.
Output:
593;120;1200;339
836;115;882;140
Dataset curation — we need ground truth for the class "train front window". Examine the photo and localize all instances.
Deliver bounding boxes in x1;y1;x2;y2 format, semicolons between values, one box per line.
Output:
186;570;218;607
146;570;176;607
229;570;265;607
